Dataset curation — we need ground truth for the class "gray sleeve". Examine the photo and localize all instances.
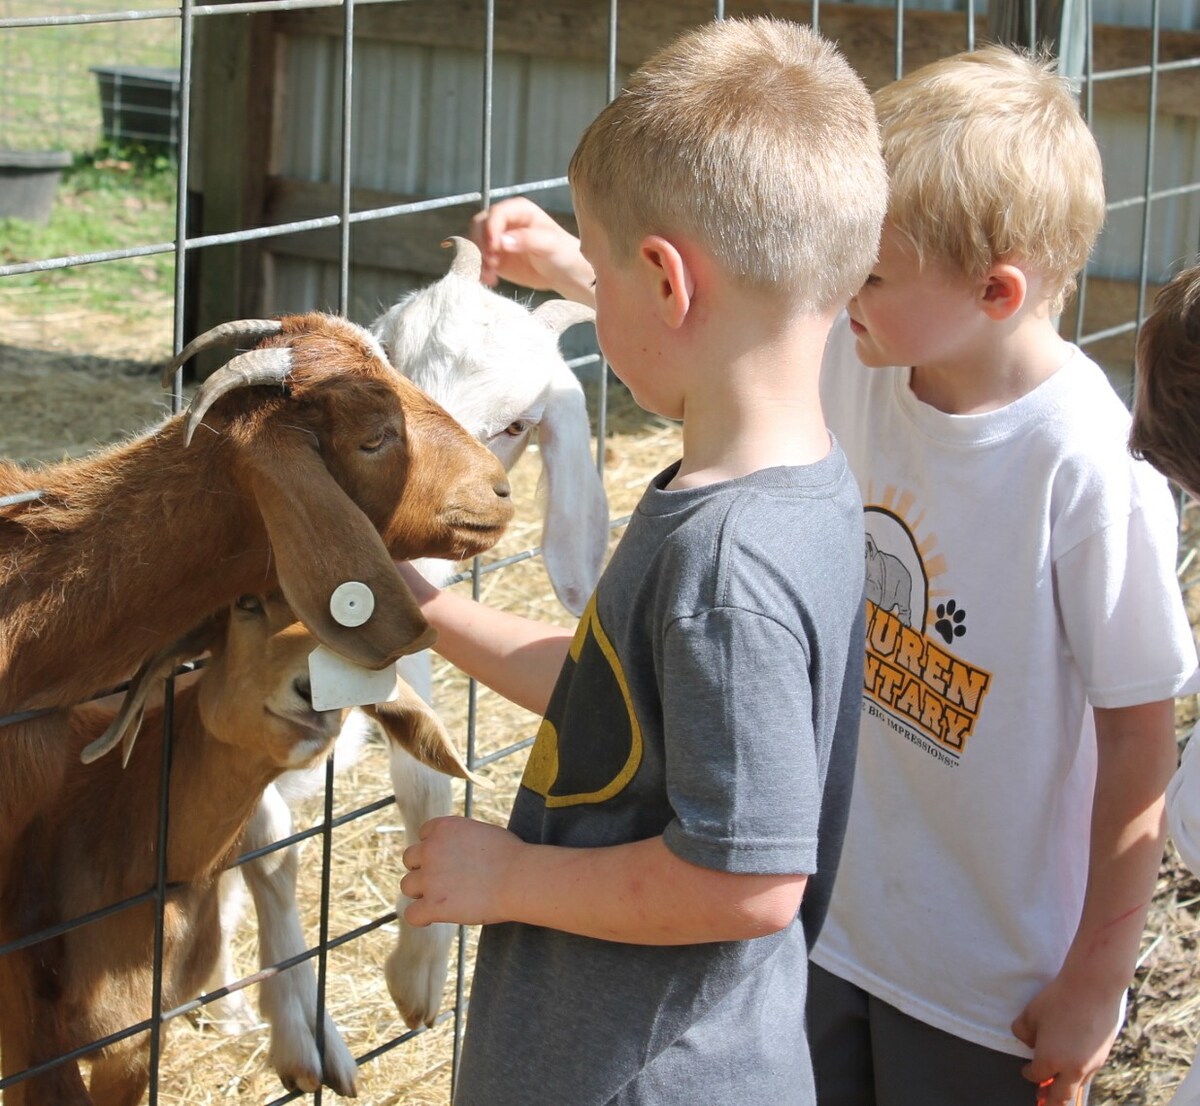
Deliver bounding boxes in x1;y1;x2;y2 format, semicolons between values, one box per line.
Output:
660;607;821;876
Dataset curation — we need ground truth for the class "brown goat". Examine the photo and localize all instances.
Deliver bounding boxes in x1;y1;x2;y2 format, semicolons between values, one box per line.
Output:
0;590;478;1106
0;312;513;846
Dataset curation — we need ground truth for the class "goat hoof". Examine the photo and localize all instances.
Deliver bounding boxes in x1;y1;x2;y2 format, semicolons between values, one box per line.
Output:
282;1070;320;1095
385;921;451;1030
385;952;440;1029
326;1065;359;1099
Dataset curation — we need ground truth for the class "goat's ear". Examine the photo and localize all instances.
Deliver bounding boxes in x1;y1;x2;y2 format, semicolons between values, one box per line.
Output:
80;617;222;766
243;436;437;669
362;687;490;788
536;368;610;617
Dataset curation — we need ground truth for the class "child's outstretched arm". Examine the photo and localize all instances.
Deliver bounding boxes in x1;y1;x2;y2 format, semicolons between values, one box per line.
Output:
470;197;596;306
1011;699;1177;1106
397;562;573;718
401;816;807;945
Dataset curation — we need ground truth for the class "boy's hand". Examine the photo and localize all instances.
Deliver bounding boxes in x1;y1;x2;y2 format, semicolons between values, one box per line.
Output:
1011;969;1121;1106
401;815;523;928
469;198;595;303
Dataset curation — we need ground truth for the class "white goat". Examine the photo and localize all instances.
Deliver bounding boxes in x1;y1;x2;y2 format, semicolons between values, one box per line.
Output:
382;237;609;1027
207;238;610;1036
374;235;608;628
0;591;480;1106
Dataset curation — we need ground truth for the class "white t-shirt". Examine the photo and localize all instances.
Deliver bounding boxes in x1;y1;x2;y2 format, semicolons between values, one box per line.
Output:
813;315;1198;1056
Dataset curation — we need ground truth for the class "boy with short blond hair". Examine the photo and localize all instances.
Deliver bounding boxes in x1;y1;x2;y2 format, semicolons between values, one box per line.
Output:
398;17;886;1105
812;46;1197;1106
567;18;885;310
876;45;1105;316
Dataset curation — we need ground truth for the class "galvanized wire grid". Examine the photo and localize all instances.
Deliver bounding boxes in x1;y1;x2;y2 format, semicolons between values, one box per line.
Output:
1;1;1198;1103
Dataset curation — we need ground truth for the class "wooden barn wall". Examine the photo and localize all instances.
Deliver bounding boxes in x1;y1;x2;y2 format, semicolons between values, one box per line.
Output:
267;39;613;337
190;0;1200;376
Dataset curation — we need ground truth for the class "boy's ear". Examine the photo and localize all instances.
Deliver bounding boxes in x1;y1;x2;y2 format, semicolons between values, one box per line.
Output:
979;263;1027;321
639;235;695;329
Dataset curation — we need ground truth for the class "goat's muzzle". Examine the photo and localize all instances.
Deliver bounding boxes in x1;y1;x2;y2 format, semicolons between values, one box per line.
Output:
432;474;514;559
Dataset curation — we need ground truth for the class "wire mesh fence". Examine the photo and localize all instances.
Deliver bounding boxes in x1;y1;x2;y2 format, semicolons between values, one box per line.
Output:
1;1;1198;1103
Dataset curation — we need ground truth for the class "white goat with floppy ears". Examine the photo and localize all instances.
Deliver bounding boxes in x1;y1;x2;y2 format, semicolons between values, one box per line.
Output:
375;235;608;1028
374;235;608;629
208;237;610;1037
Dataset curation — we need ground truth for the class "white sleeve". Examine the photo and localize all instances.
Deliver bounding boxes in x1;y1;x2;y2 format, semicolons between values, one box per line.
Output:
1055;494;1197;708
1168;729;1200;878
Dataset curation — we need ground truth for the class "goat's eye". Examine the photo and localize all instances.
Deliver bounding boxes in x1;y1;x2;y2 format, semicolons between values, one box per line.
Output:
235;594;264;615
360;430;388;453
502;420;530;438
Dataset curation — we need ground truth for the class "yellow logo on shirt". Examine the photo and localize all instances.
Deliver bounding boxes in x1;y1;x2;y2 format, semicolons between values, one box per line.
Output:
864;599;991;753
863;503;993;761
521;592;643;807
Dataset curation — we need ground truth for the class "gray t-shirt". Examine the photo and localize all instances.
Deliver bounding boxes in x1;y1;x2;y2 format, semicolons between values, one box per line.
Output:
455;448;865;1106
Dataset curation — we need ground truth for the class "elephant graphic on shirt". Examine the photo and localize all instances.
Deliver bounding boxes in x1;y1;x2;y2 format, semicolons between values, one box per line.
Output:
865;531;914;627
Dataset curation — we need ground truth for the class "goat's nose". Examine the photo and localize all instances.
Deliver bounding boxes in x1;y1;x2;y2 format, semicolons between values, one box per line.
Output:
294;674;313;706
495;478;511;499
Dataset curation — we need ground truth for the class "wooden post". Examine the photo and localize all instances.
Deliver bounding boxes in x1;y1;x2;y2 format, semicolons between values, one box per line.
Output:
190;6;275;369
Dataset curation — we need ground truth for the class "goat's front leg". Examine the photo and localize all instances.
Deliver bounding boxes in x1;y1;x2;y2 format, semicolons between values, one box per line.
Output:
241;787;359;1098
87;1045;151;1106
199;867;259;1034
385;741;455;1030
0;951;93;1106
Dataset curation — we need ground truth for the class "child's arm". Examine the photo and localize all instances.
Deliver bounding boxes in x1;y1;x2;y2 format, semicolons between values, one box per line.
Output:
399;562;572;717
470;198;596;306
1011;698;1177;1106
401;815;807;944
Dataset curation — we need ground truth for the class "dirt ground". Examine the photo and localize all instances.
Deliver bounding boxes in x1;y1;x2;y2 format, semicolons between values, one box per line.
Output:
1;305;1198;1105
0;302;175;462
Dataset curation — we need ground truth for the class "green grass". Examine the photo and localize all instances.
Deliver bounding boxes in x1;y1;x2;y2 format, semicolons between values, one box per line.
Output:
0;148;177;329
0;3;180;332
0;1;179;152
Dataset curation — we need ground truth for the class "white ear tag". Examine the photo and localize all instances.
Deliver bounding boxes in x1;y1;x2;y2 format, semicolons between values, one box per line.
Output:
308;645;401;710
307;580;397;710
329;580;375;627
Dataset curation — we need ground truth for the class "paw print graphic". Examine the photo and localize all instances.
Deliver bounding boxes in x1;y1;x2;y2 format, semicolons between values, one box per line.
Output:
934;600;966;645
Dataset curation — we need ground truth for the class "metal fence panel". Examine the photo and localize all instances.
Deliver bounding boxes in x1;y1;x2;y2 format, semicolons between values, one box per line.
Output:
1;2;1199;1102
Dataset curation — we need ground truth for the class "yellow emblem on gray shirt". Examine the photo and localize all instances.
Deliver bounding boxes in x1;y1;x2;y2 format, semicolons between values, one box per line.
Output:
521;592;643;807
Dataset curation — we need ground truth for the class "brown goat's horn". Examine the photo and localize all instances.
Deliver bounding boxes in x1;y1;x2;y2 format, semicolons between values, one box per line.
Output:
532;298;596;336
161;319;285;387
442;235;483;280
184;348;294;446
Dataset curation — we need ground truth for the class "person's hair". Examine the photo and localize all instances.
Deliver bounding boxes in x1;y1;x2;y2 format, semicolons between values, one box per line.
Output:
567;17;887;313
873;44;1106;314
1129;261;1200;493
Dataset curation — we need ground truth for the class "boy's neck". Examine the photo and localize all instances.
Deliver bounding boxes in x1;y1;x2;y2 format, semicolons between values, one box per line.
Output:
671;312;834;490
909;311;1073;416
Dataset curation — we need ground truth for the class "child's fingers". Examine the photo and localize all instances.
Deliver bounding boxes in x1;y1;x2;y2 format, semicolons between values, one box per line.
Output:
468;208;510;285
1032;1074;1091;1106
1011;1008;1036;1049
402;895;432;929
469;204;514;248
